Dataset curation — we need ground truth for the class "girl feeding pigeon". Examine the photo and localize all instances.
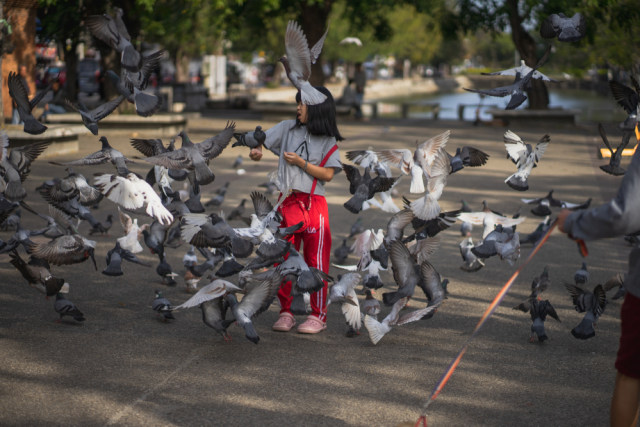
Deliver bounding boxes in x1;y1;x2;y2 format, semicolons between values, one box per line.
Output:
240;86;342;334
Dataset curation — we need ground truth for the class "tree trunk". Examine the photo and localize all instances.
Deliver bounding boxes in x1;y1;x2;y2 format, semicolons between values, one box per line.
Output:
506;0;549;110
300;1;333;87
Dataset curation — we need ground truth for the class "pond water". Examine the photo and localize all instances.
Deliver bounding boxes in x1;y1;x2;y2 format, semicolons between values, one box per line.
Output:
377;88;627;124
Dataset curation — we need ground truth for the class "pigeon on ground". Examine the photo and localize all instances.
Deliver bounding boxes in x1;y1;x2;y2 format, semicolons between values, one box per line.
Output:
205;181;230;207
7;71;49;134
564;283;607;340
144;124;234;186
333;238;352;264
152;290;175;321
574;262;589;285
227;198;247;222
540;12;586;42
598;123;631;176
66;96;125;135
348;217;365;238
503;130;550;191
280;20;328;105
156;253;178;286
182;245;198;269
54;292;85;322
376;130;450;194
342;165;399;214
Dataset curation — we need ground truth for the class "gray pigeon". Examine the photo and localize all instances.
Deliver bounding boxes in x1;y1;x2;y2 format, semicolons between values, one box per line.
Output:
382;240;421;306
103;241;150;276
459;237;485;272
144;124;235;186
7;71;48;134
574;262;589;285
513;298;560;342
86;8;141;71
446;146;490;174
598;123;631;176
54;293;85;322
328;272;362;330
205;182;230;207
232;125;266;149
223;278;276;344
152;290;175;321
343;165;398;214
52;136;133;176
333;238;352;264
540;12;586;42
279;20;328;105
464;67;538;110
565;283;607;340
608;76;639;131
66;96;125;135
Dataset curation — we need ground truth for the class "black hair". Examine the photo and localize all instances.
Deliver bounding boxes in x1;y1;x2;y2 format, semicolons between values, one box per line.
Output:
295;86;344;141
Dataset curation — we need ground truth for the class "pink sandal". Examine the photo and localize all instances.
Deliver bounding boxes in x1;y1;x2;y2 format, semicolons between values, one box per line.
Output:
297;316;326;334
272;312;296;332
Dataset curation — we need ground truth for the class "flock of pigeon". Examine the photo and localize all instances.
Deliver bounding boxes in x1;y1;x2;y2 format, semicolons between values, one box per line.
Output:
1;11;637;346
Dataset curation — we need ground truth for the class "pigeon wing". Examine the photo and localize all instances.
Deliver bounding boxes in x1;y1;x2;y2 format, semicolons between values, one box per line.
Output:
284;20;311;82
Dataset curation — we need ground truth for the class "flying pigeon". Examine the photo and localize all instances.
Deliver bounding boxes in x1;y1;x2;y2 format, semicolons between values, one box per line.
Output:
66;95;125;135
521;189;591;216
608;76;639;131
327;272;362;331
280;20;328;105
52;136;133;176
482;60;557;82
503;130;550;191
598;123;631;176
7;71;49;134
464;67;538;110
540;12;586;42
86;7;141;71
342;165;398;214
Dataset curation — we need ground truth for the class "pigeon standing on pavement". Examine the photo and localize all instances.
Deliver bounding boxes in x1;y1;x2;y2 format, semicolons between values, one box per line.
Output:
54;292;85;322
152;290;175;321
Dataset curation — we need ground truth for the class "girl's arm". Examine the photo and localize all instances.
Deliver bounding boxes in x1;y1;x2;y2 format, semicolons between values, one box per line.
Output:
283;151;335;182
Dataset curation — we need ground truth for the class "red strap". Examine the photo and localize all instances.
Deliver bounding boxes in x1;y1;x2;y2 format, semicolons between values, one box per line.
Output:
308;144;338;199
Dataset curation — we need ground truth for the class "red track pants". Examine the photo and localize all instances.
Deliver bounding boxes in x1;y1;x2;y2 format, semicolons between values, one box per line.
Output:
277;192;332;322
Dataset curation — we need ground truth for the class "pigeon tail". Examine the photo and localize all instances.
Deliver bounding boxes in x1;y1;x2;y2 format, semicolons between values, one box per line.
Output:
134;91;162;117
299;82;327;106
193;162;215;186
600;164;626;176
343;195;365;214
23;116;47;135
243;322;260;344
571;315;596;340
290;292;311;315
411;194;441;221
505;172;529;191
364;314;390;345
531;317;548;342
506;93;528;110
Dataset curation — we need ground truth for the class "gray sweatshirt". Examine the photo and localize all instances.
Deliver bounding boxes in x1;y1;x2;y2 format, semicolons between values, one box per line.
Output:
563;146;640;297
250;120;341;196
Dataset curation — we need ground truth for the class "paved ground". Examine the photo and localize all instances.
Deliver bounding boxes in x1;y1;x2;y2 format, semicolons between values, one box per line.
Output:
0;111;634;426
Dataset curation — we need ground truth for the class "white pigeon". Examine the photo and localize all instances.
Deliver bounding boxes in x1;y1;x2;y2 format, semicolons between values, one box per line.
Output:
458;203;526;239
280;20;328;105
503;130;550;191
376;130;450;194
94;173;174;225
328;272;362;330
408;147;451;220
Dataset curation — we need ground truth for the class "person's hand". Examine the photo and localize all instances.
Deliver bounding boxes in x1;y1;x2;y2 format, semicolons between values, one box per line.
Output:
556;209;571;234
283;151;304;168
249;146;263;161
